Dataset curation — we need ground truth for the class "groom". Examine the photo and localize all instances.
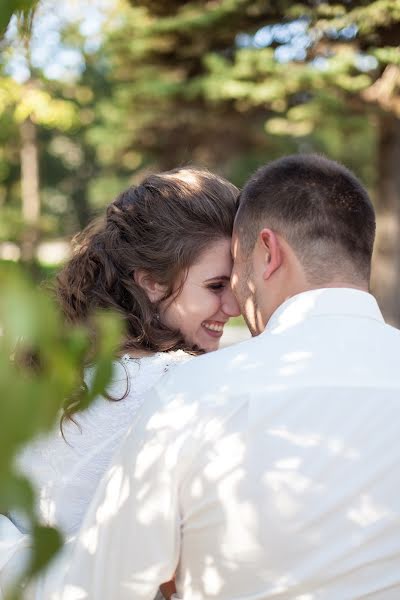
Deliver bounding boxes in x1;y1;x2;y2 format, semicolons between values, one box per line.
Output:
62;155;400;599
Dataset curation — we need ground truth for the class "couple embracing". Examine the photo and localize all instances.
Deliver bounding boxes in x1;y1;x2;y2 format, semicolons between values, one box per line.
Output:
3;154;400;599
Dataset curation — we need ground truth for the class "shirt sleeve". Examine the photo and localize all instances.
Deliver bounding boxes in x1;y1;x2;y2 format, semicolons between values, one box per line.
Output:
60;386;189;600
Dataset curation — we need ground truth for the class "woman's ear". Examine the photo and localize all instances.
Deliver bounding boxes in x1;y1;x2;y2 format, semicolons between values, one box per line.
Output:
259;228;282;281
134;269;167;302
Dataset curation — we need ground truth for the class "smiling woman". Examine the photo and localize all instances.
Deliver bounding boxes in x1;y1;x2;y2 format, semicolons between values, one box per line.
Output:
57;166;240;357
159;238;240;352
6;167;241;600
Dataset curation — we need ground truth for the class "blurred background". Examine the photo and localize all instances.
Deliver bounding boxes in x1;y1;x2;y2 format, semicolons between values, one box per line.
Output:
1;0;400;327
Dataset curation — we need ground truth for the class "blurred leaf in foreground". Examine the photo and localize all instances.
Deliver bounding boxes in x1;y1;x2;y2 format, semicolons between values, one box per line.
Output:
0;263;122;597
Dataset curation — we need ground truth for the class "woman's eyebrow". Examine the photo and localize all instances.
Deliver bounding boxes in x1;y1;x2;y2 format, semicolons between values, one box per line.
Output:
204;275;231;283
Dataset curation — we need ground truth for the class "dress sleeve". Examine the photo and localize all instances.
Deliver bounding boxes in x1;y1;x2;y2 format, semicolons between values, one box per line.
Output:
60;387;187;600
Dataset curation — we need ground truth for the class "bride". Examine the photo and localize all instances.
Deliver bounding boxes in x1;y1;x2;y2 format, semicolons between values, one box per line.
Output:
1;167;240;599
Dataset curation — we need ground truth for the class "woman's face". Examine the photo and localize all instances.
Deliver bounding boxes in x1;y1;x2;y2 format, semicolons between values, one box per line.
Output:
160;238;241;352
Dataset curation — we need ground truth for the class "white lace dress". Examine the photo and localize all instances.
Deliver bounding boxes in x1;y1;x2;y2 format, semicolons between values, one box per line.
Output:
1;351;190;598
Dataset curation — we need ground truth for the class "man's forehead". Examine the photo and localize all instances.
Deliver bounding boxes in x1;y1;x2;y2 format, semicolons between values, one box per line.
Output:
231;232;240;258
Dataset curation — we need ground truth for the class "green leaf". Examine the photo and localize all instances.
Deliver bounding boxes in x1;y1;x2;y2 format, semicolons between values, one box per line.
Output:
27;525;63;578
0;0;39;38
0;473;34;517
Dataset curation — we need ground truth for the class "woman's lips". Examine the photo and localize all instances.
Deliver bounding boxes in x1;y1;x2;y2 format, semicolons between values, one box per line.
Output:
202;320;225;338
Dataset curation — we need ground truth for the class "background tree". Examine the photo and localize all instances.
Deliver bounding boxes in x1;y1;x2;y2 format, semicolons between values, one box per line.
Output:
0;0;39;37
0;5;78;268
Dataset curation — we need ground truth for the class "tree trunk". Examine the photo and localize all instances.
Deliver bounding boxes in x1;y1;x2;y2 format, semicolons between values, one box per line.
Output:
371;112;400;326
20;116;40;265
70;161;93;230
71;185;91;230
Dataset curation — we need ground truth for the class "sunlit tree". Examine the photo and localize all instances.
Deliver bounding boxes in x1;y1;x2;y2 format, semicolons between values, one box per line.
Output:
1;4;78;266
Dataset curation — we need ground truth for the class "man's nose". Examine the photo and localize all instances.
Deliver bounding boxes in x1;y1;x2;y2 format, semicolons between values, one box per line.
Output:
222;287;241;317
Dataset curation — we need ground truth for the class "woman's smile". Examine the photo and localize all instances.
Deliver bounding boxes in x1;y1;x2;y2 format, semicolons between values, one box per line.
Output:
201;320;226;337
159;239;240;351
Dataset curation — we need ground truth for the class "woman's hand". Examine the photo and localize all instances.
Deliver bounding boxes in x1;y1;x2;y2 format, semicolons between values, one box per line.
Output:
159;579;176;599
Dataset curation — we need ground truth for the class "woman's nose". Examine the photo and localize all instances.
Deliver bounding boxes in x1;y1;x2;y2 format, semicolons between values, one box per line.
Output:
222;287;241;317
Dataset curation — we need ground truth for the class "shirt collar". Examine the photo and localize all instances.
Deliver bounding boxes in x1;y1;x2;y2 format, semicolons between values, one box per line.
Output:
265;288;384;335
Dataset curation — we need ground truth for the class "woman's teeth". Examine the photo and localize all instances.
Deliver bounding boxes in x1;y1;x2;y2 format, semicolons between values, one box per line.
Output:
203;322;224;332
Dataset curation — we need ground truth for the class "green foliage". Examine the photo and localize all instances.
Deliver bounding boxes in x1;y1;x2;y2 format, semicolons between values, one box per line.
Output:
312;0;400;37
90;0;384;177
0;0;39;38
373;46;400;65
0;264;122;596
0;77;78;130
1;0;399;231
27;524;63;579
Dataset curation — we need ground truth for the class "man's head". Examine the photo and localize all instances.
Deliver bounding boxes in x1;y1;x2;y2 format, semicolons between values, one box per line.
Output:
231;154;376;335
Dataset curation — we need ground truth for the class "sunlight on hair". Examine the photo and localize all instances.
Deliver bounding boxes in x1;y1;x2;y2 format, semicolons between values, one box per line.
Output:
163;168;202;189
231;234;240;257
247;280;256;293
245;297;258;331
230;270;239;289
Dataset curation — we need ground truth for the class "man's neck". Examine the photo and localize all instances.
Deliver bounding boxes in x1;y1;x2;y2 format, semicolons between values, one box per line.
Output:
303;281;369;294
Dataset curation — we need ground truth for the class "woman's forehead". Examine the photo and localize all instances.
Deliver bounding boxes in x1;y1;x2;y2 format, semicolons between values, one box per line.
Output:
189;239;233;279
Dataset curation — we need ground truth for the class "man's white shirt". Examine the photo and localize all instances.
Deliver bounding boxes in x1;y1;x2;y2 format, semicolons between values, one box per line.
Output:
60;288;400;599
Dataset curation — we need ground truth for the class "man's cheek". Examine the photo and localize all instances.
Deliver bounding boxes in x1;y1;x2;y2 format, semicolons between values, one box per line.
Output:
230;269;239;293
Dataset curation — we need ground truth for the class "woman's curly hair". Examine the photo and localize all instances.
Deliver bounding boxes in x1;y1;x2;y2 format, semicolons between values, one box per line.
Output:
56;167;238;354
56;167;238;425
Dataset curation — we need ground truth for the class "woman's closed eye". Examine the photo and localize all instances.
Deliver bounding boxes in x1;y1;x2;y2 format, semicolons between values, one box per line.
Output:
207;281;227;292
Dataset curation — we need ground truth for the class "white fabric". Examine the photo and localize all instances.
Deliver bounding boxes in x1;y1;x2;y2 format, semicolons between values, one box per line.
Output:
0;515;30;596
1;351;189;599
60;288;400;599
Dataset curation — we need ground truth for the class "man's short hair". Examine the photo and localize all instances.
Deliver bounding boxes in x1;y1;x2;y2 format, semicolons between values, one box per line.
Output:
234;154;376;284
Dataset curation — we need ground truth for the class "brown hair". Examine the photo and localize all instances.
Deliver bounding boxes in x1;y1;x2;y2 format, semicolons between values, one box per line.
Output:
235;154;376;285
56;167;238;356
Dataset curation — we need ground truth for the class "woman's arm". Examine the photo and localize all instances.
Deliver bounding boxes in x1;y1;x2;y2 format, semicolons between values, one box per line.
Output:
159;578;176;599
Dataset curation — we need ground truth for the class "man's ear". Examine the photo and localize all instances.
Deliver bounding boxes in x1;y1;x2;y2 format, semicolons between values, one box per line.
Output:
259;228;282;281
134;269;167;302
